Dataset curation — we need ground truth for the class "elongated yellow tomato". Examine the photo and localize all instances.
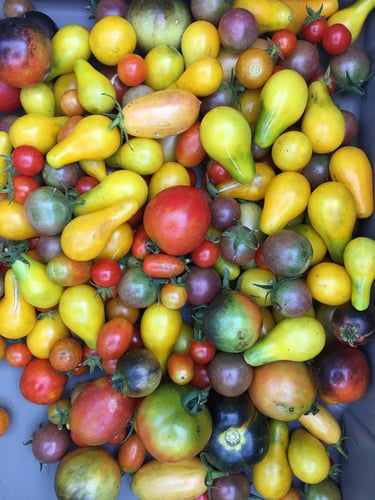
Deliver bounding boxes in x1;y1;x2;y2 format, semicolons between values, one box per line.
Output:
298;403;342;446
0;199;40;240
254;69;308;148
61;198;140;261
306;262;352;306
233;0;293;34
11;254;64;309
46;115;121;168
9;114;69;154
216;162;276;202
284;0;339;33
20;82;56;116
140;303;182;372
73;169;148;216
0;269;36;340
131;457;207;500
175;56;223;97
252;420;292;500
329;145;374;219
343;236;375;311
26;311;69;359
301;80;345;154
122;89;201;139
0;131;12;188
180;20;221;66
260;171;311;235
243;316;326;366
288;428;331;484
200;106;255;184
327;0;374;42
58;284;105;350
307;181;357;264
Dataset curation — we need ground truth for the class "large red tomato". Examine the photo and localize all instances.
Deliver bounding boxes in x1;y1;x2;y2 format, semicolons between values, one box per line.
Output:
19;358;68;405
143;185;211;256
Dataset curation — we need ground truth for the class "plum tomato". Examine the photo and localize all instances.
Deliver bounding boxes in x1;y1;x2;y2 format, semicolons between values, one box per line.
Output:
167;352;195;385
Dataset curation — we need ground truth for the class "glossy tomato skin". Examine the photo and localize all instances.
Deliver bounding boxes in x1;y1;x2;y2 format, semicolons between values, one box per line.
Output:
310;342;371;404
19;358;68;405
330;302;375;347
134;383;212;462
0;80;21;113
321;23;352;55
143;185;211;256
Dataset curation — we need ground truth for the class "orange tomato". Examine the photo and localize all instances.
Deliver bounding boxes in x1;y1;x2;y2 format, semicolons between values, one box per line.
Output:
235;48;274;89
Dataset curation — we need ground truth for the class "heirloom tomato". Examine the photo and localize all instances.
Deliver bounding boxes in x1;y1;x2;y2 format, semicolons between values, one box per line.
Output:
134;383;212;462
117;432;147;473
19;358;67;405
5;342;32;368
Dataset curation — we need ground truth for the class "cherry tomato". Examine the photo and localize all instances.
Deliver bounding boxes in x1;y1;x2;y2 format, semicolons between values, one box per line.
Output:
235;48;274;89
74;176;99;195
11;145;45;176
19;358;68;405
91;258;122;288
47;398;71;429
167;351;195;385
48;337;84;372
96;316;133;360
128;325;144;350
301;18;328;44
190;362;211;389
117;432;147;473
142;253;186;278
321;23;352;55
59;88;85;116
191;240;220;268
206;159;232;185
311;70;337;95
160;281;188;310
189;338;216;365
12;175;41;204
271;29;297;58
117;53;147;87
175;121;206;168
5;342;32;368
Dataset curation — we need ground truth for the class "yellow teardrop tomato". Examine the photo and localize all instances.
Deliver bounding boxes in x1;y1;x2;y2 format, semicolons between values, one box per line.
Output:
112;137;164;175
181;20;221;66
175;57;223;97
97;222;134;261
271;130;313;171
26;311;69;359
89;16;136;66
0;199;40;240
20;82;56;116
148;161;191;199
306;261;352;306
144;44;185;91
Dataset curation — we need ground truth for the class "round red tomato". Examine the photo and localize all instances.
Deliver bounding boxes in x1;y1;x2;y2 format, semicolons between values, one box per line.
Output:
117;53;147;86
271;29;297;58
191;240;219;268
74;175;99;194
191;363;211;389
12;175;40;204
143;185;211;256
0;80;21;112
189;338;216;365
19;358;68;405
206;159;232;185
321;23;352;55
11;145;44;176
96;316;133;360
5;342;32;368
91;258;122;287
301;18;328;44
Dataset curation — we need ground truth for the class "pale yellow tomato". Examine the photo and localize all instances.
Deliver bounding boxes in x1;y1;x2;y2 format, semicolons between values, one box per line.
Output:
89;16;136;66
148;161;191;199
272;130;313;171
144;45;185;91
175;57;223;97
116;137;164;175
306;262;352;306
181;20;221;66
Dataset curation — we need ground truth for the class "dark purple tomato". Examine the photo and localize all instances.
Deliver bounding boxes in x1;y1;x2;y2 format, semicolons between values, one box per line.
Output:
185;266;222;306
208;351;253;397
42;162;81;190
331;302;375;347
21;10;58;38
117;266;158;309
36;235;63;263
190;0;232;25
310;341;371;405
200;81;237;116
341;109;359;145
280;40;320;81
31;423;71;465
218;7;259;53
94;0;129;20
270;277;312;317
219;222;258;266
329;46;371;95
301;153;331;190
211;471;251;500
209;196;241;231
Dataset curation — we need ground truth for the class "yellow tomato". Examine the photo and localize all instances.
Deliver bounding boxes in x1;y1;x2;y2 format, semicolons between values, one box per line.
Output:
237;267;276;307
53;72;77;115
175;57;223;97
306;262;352;306
20;82;55;116
26;311;69;359
271;131;313;171
237;88;261;125
0;199;40;240
144;44;185;91
89;16;137;66
181;20;221;66
114;137;164;175
148;161;191;199
97;222;134;260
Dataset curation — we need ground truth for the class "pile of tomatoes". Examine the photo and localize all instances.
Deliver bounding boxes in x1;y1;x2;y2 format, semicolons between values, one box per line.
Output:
0;0;375;499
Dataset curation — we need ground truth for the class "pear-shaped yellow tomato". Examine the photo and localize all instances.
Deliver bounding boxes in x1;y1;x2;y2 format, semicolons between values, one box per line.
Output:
26;311;69;359
111;137;164;175
0;199;40;240
180;20;221;66
326;0;373;42
175;56;223;97
58;284;105;350
306;262;352;306
20;82;56;116
298;403;342;446
145;44;185;91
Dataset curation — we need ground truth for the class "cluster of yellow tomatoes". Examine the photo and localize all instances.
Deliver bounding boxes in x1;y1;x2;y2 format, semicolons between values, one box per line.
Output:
0;0;375;499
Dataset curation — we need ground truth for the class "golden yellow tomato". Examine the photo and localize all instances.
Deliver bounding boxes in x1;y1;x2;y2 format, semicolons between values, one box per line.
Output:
181;20;221;66
115;137;164;175
144;44;185;90
306;262;352;306
271;130;313;171
26;311;69;359
237;267;276;307
175;57;223;97
148;161;191;199
89;16;136;66
235;47;274;89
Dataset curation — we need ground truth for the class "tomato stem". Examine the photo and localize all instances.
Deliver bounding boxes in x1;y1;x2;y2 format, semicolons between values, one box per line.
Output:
182;386;211;415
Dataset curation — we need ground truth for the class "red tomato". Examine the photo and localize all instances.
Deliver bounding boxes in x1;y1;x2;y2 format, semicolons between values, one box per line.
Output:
91;258;122;288
301;18;328;44
321;23;352;55
189;338;216;365
253;242;269;270
143;185;211;256
167;352;194;385
191;240;219;268
102;357;120;374
74;175;99;194
5;342;32;368
117;432;147;473
131;223;150;260
19;358;68;405
117;53;147;86
11;145;44;176
271;29;297;58
142;253;186;278
0;80;21;112
175;121;206;168
12;175;40;203
190;362;211;389
96;316;133;360
128;325;145;350
206;159;232;185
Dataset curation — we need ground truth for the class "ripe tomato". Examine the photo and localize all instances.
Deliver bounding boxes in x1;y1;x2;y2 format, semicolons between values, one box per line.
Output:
301;18;328;44
117;53;147;86
160;281;188;310
321;23;352;55
19;358;68;405
189;339;216;365
11;145;44;176
117;432;147;473
74;175;99;194
12;175;41;204
167;352;195;385
206;159;232;185
271;29;297;58
235;48;274;89
175;121;206;168
191;363;211;389
311;70;337;95
5;342;32;368
191;240;220;268
143;253;186;279
91;258;122;288
0;80;21;113
96;316;133;360
49;337;84;372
